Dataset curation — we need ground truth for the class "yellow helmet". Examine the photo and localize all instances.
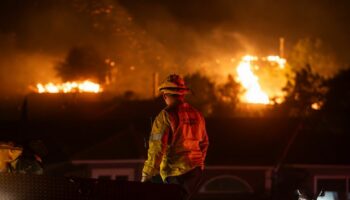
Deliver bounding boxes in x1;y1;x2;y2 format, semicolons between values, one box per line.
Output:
158;74;190;95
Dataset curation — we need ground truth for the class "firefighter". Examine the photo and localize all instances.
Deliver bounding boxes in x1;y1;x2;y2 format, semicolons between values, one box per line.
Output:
141;74;209;200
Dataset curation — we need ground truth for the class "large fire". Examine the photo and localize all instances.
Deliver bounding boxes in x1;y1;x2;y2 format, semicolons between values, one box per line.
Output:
235;55;286;104
36;80;102;93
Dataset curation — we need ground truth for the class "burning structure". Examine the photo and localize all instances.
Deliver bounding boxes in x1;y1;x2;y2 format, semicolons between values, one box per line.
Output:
31;52;289;109
235;55;286;104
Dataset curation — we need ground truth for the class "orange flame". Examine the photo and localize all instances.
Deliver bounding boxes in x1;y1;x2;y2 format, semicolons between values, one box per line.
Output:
36;80;102;93
236;55;269;104
235;55;286;104
265;56;286;69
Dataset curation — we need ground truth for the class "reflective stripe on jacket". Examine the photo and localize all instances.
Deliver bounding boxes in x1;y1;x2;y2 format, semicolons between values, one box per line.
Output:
142;102;209;181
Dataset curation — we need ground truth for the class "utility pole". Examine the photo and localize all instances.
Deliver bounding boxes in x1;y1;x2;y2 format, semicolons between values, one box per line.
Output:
279;37;285;58
153;72;159;98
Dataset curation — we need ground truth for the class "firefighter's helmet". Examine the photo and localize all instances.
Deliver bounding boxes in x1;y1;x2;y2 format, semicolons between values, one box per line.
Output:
158;74;190;95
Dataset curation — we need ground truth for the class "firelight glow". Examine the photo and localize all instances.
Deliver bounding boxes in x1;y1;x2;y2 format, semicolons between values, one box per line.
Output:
311;102;322;110
36;80;102;93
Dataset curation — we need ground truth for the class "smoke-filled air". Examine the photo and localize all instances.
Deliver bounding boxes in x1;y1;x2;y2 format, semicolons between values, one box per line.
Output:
0;0;348;101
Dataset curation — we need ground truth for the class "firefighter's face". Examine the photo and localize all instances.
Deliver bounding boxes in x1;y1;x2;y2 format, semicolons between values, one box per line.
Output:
163;94;184;106
163;94;175;106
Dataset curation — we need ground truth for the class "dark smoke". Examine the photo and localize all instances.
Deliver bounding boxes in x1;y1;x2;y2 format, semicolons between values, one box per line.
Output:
56;46;108;82
119;0;350;64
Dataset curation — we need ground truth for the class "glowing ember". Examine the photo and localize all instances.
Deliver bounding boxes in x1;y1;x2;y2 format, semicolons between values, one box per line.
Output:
36;80;102;93
311;102;322;110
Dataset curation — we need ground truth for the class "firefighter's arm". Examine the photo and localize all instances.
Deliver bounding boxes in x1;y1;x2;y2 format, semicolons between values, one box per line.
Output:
199;118;209;167
142;111;170;182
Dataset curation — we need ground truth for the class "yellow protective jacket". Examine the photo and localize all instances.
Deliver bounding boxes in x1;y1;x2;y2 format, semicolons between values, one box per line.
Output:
142;102;209;181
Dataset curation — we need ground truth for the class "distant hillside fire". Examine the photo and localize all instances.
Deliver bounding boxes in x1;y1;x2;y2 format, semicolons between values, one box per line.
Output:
235;55;286;104
36;80;102;93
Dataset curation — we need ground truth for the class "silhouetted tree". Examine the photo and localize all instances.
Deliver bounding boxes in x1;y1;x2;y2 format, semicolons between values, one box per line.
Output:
56;46;108;82
323;68;350;115
184;73;242;117
212;74;241;117
319;68;350;135
282;64;327;117
185;72;217;116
